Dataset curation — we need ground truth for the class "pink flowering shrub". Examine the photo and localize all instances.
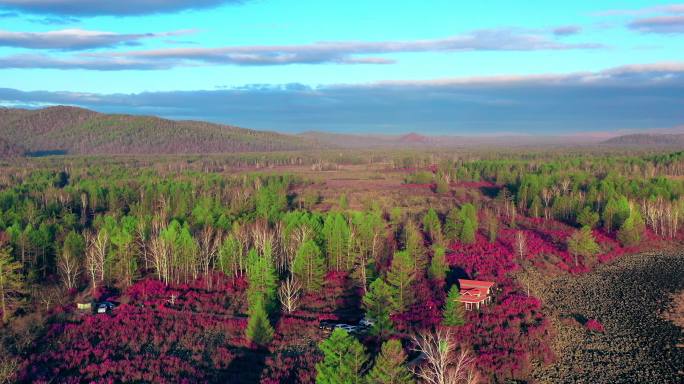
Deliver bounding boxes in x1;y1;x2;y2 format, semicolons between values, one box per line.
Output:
446;232;553;380
585;319;605;333
392;278;444;332
260;347;321;384
19;276;250;383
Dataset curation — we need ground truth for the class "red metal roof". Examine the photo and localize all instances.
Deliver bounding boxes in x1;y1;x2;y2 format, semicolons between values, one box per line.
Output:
457;279;495;304
458;279;495;290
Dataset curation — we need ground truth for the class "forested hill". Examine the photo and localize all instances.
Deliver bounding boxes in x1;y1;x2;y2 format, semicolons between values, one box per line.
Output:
0;137;23;159
602;133;684;147
0;106;316;156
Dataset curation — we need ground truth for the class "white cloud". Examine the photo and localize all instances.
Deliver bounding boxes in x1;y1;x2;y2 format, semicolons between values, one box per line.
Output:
0;28;195;50
0;0;246;16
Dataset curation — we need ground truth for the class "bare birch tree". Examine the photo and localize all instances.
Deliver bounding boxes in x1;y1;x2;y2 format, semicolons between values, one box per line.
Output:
58;248;80;290
85;230;108;293
410;329;479;384
278;275;302;314
198;226;222;288
515;231;527;261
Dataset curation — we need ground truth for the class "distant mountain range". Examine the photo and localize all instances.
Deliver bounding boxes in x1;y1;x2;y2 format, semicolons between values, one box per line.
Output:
0;106;314;157
1;106;682;158
298;131;605;148
601;133;684;147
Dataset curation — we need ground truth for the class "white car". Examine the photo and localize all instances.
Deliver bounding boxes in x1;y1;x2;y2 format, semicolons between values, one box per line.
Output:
334;324;358;333
359;317;375;328
96;302;116;314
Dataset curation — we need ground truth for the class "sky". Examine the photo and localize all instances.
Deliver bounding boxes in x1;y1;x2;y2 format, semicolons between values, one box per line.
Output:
0;0;683;135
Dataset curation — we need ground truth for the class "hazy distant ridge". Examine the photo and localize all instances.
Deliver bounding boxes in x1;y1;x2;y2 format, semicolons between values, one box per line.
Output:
602;133;684;147
3;106;680;157
0;106;315;156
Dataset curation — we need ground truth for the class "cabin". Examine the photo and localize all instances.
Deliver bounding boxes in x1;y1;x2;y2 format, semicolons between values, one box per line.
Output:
457;279;495;311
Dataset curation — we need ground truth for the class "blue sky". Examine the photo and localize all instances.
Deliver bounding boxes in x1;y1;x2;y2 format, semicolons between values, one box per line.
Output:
0;0;683;135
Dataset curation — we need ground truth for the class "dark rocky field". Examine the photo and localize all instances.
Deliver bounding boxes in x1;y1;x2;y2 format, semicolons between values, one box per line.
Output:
532;251;684;383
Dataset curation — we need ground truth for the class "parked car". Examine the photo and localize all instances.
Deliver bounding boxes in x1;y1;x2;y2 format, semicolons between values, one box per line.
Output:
319;321;337;331
334;324;359;333
95;301;116;314
359;316;375;328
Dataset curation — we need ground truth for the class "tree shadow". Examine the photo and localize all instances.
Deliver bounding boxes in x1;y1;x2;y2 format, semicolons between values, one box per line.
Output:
479;185;501;198
221;347;268;384
568;313;588;325
446;266;469;287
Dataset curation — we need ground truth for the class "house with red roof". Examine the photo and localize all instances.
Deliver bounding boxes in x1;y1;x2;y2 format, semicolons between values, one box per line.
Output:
458;279;495;311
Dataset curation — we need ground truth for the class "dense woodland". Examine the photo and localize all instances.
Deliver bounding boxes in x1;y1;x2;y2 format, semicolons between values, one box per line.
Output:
0;149;682;383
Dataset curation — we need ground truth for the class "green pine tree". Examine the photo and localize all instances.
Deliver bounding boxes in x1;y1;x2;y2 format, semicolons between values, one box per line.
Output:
365;339;415;384
567;226;601;266
324;212;351;271
442;284;465;326
246;248;278;313
0;247;24;324
316;328;369;384
443;208;461;240
402;221;426;271
245;298;274;346
362;278;395;338
292;240;326;293
386;251;416;312
218;234;243;277
617;206;645;247
428;244;448;282
460;204;478;228
459;218;476;245
577;206;600;229
422;208;442;244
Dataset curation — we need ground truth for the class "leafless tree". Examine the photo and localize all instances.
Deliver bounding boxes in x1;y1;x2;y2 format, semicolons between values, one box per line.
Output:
515;231;527;261
233;222;251;252
33;284;65;312
410;329;479;384
642;198;682;239
85;230;108;293
560;179;571;195
135;219;149;270
57;246;80;290
541;189;552;220
149;235;170;285
198;226;222;289
667;203;680;238
251;220;274;257
278;275;302;314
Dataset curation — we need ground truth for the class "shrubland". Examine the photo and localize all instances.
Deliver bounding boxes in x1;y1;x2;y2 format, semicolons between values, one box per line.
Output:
0;148;681;383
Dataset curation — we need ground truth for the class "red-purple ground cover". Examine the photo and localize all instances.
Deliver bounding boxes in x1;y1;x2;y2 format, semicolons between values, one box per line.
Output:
19;276;251;383
446;232;553;381
17;269;359;383
18;216;675;384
